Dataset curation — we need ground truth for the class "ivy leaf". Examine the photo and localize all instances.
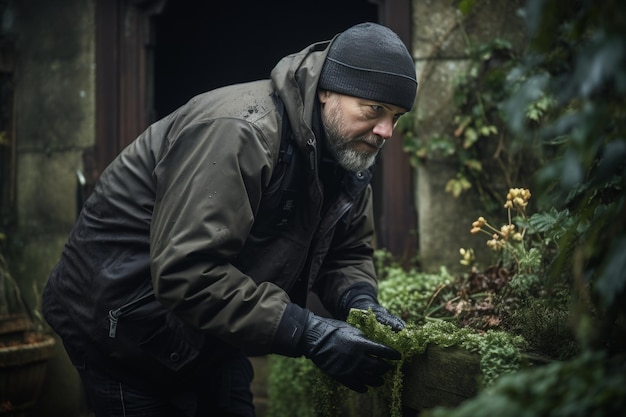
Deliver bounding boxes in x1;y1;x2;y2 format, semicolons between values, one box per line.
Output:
561;149;584;190
594;237;626;308
479;125;498;136
463;127;479;148
577;36;625;98
591;139;626;185
464;159;483;172
445;175;472;197
457;0;477;16
454;115;472;137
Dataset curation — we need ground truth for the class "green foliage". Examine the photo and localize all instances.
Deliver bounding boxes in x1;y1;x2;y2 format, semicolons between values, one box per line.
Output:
418;0;626;412
403;33;539;211
504;295;579;360
0;252;22;317
376;263;455;323
266;355;317;417
502;0;626;349
267;308;524;417
347;310;524;417
422;351;626;417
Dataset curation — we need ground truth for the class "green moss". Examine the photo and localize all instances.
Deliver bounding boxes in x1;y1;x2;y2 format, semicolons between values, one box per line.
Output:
346;309;524;417
268;258;526;417
268;292;525;417
266;355;317;417
377;265;455;323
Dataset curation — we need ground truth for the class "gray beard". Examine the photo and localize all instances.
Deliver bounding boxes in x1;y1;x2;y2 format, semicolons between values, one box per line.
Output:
327;138;379;172
323;117;382;172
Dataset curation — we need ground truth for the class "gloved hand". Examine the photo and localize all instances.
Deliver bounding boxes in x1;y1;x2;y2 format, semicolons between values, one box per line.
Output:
349;296;406;331
301;314;401;393
340;283;405;331
272;303;401;393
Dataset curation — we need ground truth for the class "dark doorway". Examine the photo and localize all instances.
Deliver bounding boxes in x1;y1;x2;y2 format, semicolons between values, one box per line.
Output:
153;0;379;118
150;1;417;259
94;0;416;259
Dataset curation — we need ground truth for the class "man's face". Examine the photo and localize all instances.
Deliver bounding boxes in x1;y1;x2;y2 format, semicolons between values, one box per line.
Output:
318;90;407;172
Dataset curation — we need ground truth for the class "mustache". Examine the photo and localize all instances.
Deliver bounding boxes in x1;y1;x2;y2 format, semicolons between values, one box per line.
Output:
357;136;385;149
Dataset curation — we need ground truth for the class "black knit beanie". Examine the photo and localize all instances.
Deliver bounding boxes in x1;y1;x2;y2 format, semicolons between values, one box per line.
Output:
318;22;418;111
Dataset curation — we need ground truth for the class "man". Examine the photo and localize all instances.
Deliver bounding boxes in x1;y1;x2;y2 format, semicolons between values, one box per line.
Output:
43;22;417;417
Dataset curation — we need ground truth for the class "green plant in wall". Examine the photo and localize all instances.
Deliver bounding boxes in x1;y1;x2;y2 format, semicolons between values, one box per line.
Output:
402;35;544;213
412;0;626;414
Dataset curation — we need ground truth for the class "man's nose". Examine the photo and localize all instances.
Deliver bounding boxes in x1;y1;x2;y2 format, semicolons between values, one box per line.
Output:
372;118;395;140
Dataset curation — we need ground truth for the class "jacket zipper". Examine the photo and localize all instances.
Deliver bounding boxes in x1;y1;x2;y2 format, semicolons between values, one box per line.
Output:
108;291;156;338
306;137;317;173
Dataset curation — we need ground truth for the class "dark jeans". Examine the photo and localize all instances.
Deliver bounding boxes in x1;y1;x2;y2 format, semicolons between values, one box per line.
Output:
76;354;256;417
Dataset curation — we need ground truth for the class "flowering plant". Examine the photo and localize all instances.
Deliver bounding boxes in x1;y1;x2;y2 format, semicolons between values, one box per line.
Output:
463;188;542;275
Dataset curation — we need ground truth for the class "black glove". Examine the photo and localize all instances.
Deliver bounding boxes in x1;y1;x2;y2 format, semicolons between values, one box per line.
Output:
301;313;401;392
340;283;406;331
273;304;401;393
348;296;406;331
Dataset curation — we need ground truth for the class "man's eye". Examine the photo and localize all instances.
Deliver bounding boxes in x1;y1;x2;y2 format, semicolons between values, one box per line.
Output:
370;105;383;112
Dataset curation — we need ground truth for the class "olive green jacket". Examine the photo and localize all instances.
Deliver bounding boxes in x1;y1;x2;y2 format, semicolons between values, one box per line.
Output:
43;39;378;372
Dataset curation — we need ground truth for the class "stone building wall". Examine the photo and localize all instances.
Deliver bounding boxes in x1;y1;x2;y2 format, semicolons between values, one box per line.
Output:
411;0;528;273
5;0;96;415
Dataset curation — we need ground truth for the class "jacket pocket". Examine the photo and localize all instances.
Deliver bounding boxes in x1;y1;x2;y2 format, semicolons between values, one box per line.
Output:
105;291;204;372
107;291;157;338
138;312;205;372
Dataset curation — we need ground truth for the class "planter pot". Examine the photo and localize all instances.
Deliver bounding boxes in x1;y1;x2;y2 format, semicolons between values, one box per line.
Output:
402;345;481;411
400;344;553;412
0;317;56;416
0;315;32;336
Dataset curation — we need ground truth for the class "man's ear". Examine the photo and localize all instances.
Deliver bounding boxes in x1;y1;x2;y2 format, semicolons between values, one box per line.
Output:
317;89;331;103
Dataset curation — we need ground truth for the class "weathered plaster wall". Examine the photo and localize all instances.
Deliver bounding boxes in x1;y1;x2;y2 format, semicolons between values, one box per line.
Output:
8;0;95;415
411;0;528;273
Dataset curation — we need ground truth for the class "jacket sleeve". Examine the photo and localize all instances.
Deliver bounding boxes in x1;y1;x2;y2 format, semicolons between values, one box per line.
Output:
313;184;379;318
150;118;291;355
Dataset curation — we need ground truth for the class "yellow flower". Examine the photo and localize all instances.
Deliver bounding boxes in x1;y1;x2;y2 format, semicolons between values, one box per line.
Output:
487;238;502;250
472;216;487;228
505;187;531;208
459;247;475;265
514;196;527;208
500;224;515;239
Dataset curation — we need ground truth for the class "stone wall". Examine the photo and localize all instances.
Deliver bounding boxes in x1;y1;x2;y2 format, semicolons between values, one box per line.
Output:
411;0;528;273
6;0;96;415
